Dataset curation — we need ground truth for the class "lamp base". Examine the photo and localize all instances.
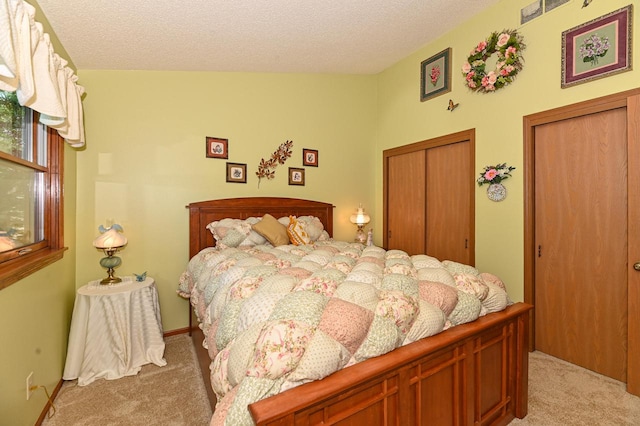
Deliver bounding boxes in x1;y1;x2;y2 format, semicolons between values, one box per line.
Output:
100;275;122;285
99;253;122;285
354;226;367;244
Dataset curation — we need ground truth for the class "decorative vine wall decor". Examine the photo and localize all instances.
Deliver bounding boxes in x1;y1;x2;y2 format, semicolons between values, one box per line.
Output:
462;29;525;93
256;140;293;186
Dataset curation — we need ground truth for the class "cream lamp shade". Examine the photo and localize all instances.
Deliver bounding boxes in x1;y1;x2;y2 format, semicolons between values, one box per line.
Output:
93;228;127;249
350;205;371;226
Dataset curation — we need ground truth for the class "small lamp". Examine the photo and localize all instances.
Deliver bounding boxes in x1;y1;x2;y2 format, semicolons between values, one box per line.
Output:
93;224;127;285
349;204;370;244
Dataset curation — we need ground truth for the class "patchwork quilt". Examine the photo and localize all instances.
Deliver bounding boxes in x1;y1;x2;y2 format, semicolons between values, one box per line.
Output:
178;240;511;425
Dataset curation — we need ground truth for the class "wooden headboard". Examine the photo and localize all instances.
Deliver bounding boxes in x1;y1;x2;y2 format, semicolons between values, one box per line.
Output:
187;197;335;258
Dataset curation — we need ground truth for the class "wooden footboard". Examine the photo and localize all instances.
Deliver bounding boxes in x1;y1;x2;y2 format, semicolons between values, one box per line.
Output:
249;302;532;426
191;302;531;425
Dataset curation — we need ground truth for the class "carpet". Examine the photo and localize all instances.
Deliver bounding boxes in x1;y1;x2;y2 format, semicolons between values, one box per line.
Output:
41;334;212;426
509;351;640;425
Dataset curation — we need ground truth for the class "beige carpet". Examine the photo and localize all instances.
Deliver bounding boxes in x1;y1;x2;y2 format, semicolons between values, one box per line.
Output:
41;336;640;425
510;351;640;425
42;334;212;426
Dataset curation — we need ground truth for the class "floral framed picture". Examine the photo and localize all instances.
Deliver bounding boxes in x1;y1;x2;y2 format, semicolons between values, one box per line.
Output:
561;5;633;88
226;162;246;183
302;148;318;167
420;48;451;102
206;137;228;159
288;167;305;186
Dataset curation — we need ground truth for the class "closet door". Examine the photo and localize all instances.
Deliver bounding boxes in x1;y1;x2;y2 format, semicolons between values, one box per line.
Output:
383;130;475;263
386;150;426;254
426;141;472;264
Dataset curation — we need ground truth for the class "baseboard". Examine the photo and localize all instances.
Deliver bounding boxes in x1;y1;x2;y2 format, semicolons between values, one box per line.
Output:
164;327;189;337
34;379;64;426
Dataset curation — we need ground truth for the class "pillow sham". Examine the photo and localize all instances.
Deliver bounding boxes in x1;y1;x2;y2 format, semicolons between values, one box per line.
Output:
206;217;267;248
252;214;290;246
287;216;312;245
278;215;326;242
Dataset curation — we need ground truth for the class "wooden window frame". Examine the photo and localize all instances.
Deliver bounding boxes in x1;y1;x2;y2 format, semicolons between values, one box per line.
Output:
0;121;66;290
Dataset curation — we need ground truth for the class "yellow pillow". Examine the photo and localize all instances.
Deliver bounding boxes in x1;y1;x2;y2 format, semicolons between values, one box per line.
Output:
252;214;290;246
287;216;311;246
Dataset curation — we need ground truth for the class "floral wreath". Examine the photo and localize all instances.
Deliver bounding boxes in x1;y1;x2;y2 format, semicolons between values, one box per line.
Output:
462;29;525;93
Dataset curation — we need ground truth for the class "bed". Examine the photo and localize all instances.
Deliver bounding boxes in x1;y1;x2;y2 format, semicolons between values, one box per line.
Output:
180;197;532;425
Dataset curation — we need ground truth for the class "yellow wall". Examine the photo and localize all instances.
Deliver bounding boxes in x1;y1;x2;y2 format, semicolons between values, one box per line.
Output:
75;71;378;332
375;0;638;301
0;145;77;424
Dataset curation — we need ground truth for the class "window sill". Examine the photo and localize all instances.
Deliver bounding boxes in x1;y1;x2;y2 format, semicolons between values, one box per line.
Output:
0;247;68;290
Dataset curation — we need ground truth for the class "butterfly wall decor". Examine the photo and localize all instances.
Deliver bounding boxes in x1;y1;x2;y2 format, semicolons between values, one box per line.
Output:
582;0;592;7
447;99;459;112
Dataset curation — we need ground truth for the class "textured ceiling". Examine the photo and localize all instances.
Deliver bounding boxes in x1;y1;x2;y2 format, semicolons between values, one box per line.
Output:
35;0;500;75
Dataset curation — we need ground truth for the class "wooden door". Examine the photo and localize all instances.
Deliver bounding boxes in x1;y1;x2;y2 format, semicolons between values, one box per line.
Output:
386;150;426;254
627;94;640;395
383;130;475;263
533;108;628;381
426;141;472;264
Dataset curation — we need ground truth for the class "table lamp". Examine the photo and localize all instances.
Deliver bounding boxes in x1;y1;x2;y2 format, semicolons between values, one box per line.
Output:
93;224;127;284
349;204;370;244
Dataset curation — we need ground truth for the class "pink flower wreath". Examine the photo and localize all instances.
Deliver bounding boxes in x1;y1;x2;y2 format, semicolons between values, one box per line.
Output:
462;29;525;93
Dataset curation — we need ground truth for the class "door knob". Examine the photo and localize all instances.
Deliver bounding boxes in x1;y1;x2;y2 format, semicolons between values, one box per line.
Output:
634;262;640;271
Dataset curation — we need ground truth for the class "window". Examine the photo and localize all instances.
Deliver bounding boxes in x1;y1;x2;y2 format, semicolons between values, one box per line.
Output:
0;91;65;290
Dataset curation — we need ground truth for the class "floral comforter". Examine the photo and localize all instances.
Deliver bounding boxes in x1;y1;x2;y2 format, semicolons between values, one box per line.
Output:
178;240;511;425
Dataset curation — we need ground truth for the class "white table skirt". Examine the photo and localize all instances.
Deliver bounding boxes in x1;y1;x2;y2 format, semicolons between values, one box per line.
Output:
63;277;167;386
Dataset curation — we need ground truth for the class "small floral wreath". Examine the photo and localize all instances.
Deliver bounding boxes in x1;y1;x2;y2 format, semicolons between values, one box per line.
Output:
462;29;525;93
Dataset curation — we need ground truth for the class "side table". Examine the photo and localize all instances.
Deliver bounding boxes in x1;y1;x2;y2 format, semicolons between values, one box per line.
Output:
63;276;167;386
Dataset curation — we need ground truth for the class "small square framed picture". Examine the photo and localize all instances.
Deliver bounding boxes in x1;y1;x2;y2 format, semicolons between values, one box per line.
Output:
226;162;247;183
206;137;228;159
302;148;318;167
288;168;305;186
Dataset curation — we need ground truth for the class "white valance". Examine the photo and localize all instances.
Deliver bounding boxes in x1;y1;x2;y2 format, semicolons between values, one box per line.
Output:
0;0;85;147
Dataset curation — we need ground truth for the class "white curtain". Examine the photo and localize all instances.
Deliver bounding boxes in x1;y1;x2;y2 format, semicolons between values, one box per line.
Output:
0;0;85;147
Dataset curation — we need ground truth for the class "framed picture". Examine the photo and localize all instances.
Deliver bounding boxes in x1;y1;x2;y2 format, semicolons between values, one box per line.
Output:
206;137;228;159
226;162;246;183
302;148;318;167
561;5;633;88
288;168;305;186
545;0;569;13
521;0;542;25
420;48;451;102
